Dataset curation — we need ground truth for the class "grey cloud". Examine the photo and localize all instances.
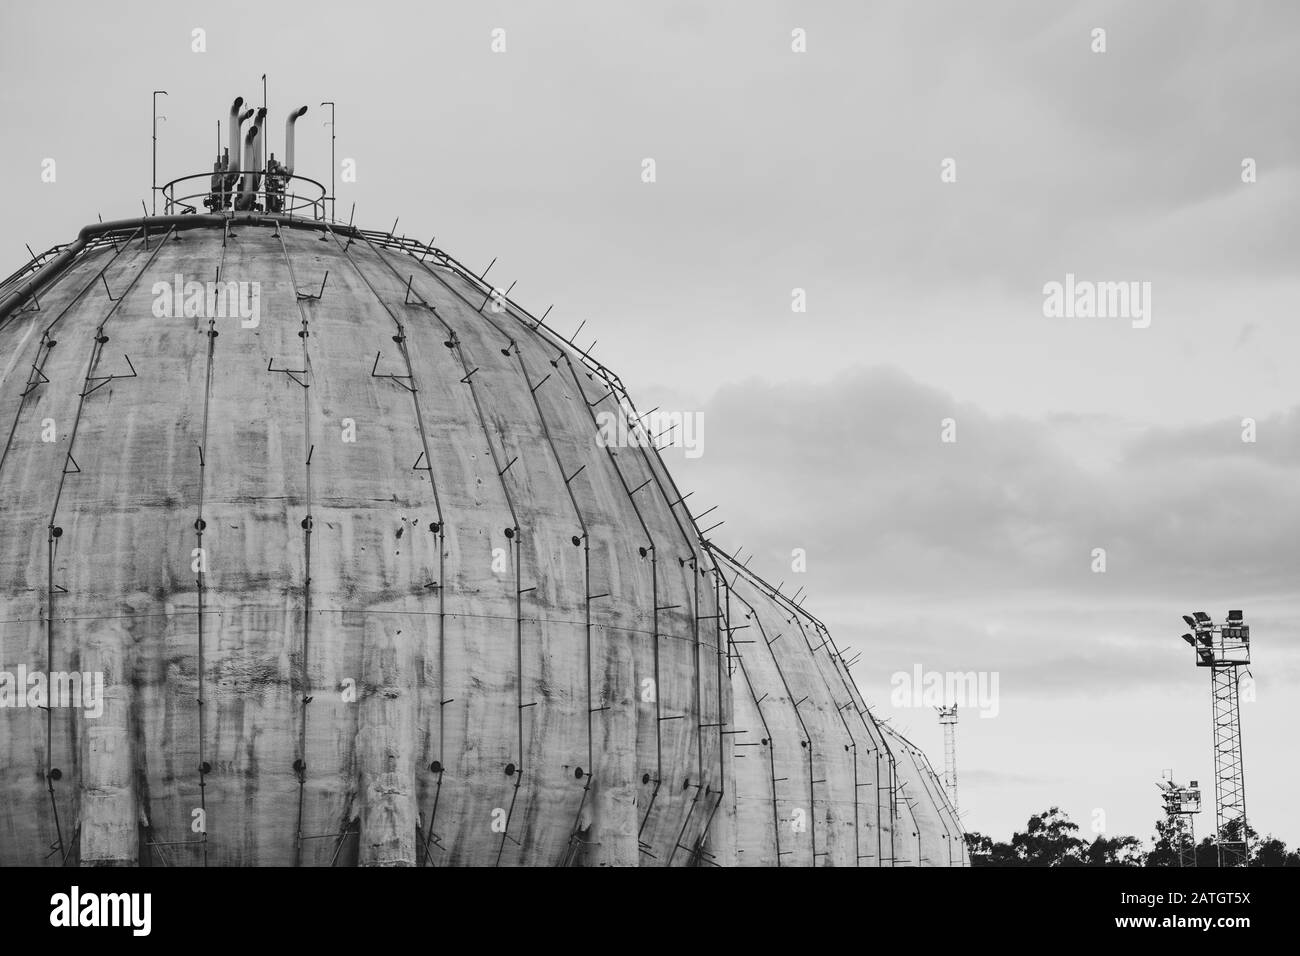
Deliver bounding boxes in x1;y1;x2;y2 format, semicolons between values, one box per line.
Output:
685;366;1300;599
961;769;1066;789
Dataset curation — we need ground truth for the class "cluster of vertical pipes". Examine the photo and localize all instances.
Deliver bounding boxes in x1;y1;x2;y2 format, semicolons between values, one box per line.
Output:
206;98;306;212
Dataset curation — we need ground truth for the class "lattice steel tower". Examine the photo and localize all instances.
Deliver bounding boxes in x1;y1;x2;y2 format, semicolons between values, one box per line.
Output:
936;704;958;814
1179;610;1252;867
1157;773;1201;868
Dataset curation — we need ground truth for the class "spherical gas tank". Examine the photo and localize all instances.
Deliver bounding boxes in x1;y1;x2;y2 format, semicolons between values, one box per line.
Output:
0;215;729;866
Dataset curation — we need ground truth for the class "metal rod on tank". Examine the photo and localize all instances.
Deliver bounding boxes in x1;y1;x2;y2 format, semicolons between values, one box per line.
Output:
152;91;167;215
42;226;176;864
321;102;335;220
322;225;475;862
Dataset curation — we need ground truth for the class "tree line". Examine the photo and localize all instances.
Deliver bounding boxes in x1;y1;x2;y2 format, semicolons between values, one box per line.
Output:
965;807;1300;866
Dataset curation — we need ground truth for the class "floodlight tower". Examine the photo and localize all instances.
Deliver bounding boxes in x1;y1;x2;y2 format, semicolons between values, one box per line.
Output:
935;704;959;813
1178;610;1252;867
1157;774;1202;868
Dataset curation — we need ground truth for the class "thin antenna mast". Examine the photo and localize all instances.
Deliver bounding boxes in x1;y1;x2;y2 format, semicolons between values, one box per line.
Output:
261;74;268;172
321;101;336;220
152;90;168;215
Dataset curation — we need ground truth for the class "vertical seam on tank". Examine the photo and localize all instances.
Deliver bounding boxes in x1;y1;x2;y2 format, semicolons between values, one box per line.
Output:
594;392;685;852
920;745;964;863
45;226;174;865
556;349;663;862
917;749;960;865
826;632;886;866
767;577;887;869
320;225;452;865
401;242;680;857
786;605;860;866
606;387;717;864
0;236;142;863
346;236;525;866
900;734;957;867
419;253;721;864
404;251;697;863
385;253;595;865
728;624;783;865
731;562;864;868
696;560;730;864
596;385;704;864
271;224;317;867
879;731;899;865
727;584;814;864
713;563;782;865
400;245;664;862
192;229;227;868
504;338;593;866
817;621;879;866
685;557;726;865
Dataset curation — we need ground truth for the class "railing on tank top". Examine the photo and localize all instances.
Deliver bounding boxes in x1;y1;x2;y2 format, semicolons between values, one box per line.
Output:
160;169;331;219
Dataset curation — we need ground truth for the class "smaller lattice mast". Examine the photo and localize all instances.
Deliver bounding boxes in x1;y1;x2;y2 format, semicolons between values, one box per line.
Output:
935;704;959;813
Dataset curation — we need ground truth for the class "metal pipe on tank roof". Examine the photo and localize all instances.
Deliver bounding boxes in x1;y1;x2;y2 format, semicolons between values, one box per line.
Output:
238;125;260;209
226;99;246;189
284;106;308;177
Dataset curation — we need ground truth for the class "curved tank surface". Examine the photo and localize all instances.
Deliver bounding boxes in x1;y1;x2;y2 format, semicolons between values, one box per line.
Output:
0;215;731;866
881;724;969;867
0;129;963;867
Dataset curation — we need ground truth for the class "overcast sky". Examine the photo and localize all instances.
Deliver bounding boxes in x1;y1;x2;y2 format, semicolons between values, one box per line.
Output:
3;0;1297;849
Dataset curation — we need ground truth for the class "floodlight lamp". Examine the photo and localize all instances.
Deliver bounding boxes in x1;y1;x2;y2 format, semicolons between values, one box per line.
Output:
1193;611;1211;624
1227;609;1243;623
1181;633;1195;646
1182;615;1197;628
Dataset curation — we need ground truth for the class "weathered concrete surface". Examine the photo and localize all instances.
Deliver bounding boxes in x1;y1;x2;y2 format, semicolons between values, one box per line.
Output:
922;749;968;866
0;217;957;866
713;547;885;866
881;723;969;866
0;219;728;866
710;546;966;867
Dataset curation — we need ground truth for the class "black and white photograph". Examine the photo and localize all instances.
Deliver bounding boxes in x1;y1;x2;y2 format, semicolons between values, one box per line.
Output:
0;0;1295;937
